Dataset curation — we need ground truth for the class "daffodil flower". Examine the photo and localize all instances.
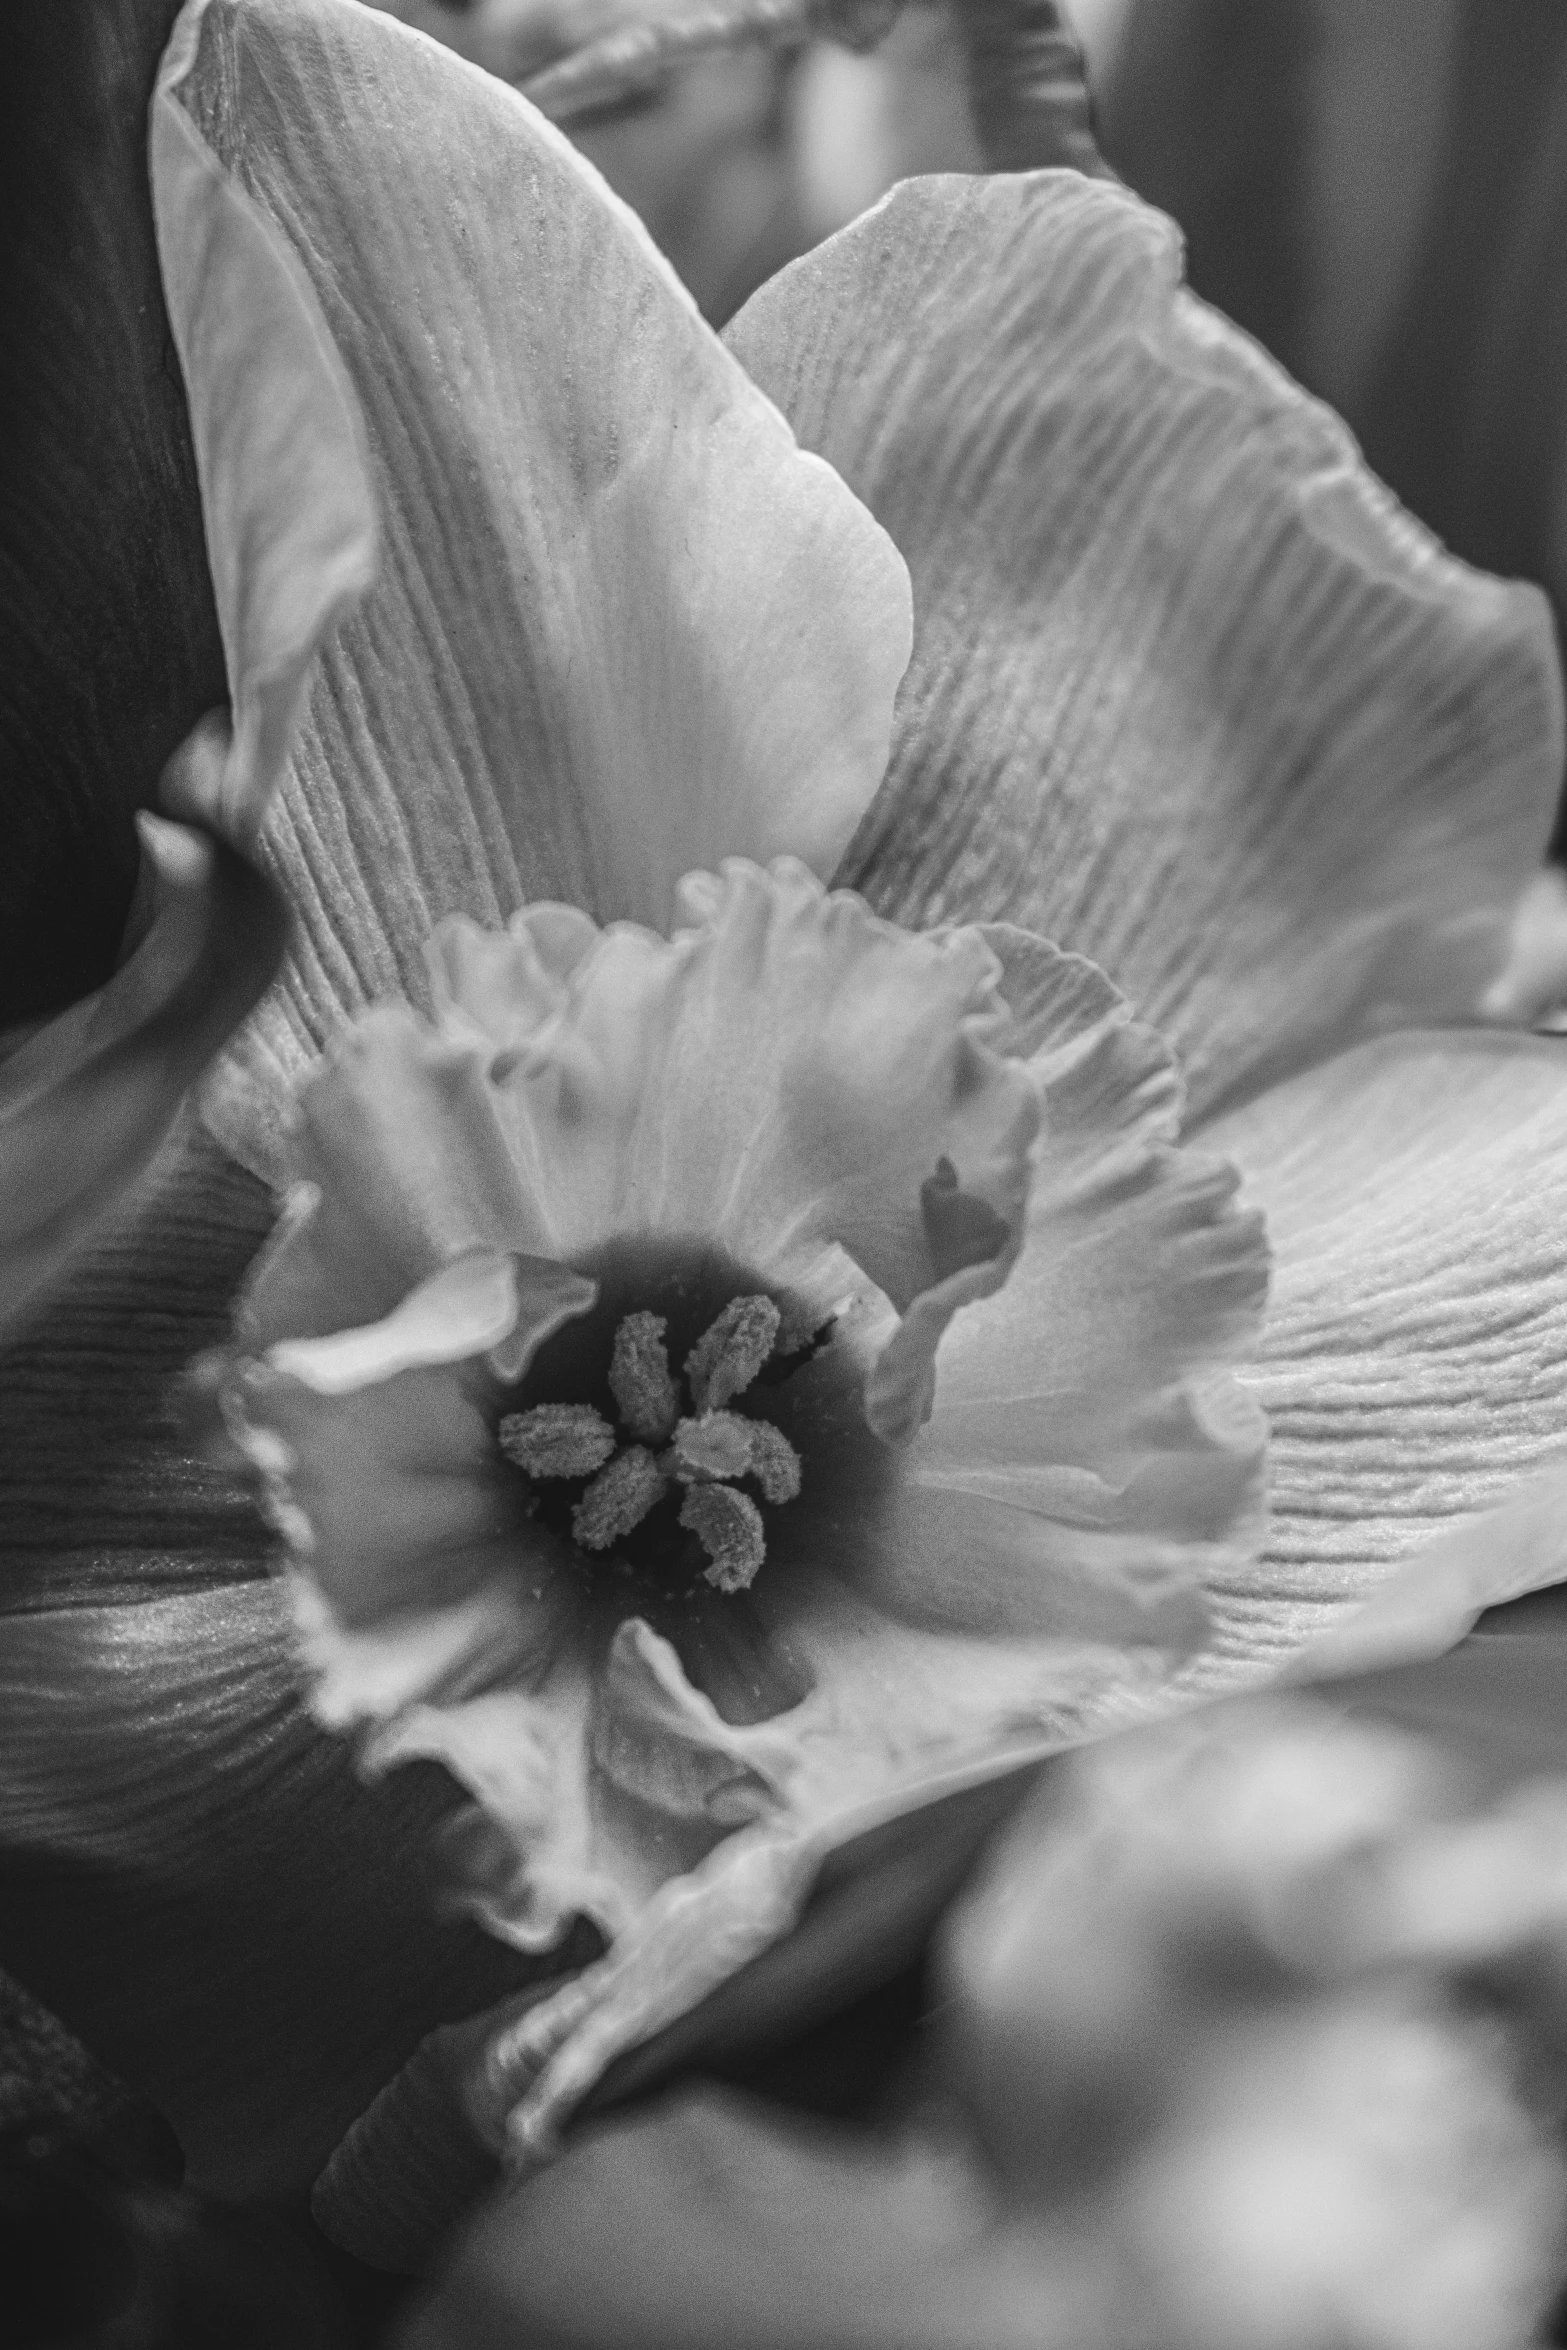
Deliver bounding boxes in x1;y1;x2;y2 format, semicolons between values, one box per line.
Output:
7;0;1567;2223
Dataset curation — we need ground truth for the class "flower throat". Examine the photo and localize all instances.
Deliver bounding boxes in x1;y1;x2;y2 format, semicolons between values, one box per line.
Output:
497;1293;804;1592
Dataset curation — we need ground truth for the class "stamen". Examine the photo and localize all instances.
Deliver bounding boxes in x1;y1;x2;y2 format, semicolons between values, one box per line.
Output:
747;1420;802;1505
671;1410;755;1483
685;1292;781;1413
608;1311;681;1443
680;1481;766;1593
499;1402;617;1479
572;1446;668;1550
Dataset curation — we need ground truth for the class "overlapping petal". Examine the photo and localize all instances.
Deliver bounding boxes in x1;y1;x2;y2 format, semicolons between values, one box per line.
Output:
1096;0;1567;661
726;171;1562;1116
778;934;1268;1644
0;1137;568;2199
0;4;381;1338
152;0;911;1168
218;867;1273;2157
1197;1031;1567;1679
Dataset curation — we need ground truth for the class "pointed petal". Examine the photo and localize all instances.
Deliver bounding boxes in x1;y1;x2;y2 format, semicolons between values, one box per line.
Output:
0;810;284;1340
1199;1030;1567;1676
726;173;1562;1116
153;6;377;845
156;0;910;1156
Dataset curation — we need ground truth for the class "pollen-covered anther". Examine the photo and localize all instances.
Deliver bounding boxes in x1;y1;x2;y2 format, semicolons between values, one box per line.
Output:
498;1402;617;1479
680;1481;766;1593
608;1310;681;1443
747;1419;802;1505
572;1446;669;1551
671;1410;755;1483
684;1293;781;1413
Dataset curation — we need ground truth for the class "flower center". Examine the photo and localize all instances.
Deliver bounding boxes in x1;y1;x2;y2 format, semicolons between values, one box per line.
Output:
497;1295;803;1593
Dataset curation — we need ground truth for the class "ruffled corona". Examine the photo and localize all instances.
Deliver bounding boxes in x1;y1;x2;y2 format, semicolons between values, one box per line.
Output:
222;858;1270;2156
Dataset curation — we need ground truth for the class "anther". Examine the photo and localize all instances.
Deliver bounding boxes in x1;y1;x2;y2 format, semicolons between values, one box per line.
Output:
499;1402;617;1479
685;1293;780;1413
671;1410;755;1483
608;1311;680;1443
572;1446;668;1550
747;1420;802;1505
680;1481;766;1593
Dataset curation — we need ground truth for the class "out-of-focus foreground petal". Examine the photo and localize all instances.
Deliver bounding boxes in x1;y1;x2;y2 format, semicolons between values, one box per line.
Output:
0;0;222;1025
725;171;1562;1117
159;0;910;1168
1195;1031;1567;1679
0;1138;578;2200
1096;1;1567;664
395;2087;1098;2350
396;1696;1567;2349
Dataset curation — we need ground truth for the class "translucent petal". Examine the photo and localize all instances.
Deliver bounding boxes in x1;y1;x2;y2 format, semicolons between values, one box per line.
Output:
156;0;910;1157
726;172;1562;1117
153;8;376;842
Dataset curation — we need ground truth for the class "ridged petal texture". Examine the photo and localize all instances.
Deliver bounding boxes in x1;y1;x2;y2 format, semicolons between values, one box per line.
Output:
0;1135;572;2201
222;869;1266;2161
1097;0;1567;674
155;0;911;1172
1191;1031;1567;1682
724;171;1563;1118
1;22;380;1342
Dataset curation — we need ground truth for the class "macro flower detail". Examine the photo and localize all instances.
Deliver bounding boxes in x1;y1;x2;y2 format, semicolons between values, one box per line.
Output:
10;0;1567;2241
220;854;1269;2154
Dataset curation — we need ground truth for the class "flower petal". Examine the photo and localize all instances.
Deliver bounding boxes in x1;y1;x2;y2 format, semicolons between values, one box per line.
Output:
0;1580;556;2204
155;0;911;1152
488;860;1039;1307
0;1133;564;2199
239;1252;595;1634
833;931;1269;1625
241;1011;568;1345
0;809;284;1340
1199;1029;1567;1676
396;2088;1078;2350
1100;1;1567;655
725;172;1562;1116
1290;1465;1567;1682
153;7;377;846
